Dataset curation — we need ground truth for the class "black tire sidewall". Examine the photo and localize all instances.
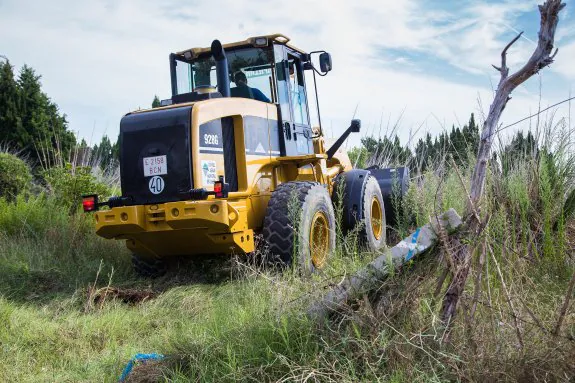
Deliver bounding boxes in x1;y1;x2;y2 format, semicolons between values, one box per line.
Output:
132;253;167;278
361;176;386;251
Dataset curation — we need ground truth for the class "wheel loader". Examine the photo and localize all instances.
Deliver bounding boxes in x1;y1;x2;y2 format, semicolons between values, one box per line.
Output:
82;34;409;277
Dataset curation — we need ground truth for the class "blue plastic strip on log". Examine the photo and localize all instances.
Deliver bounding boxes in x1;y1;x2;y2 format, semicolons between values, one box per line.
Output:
405;227;421;261
119;353;165;382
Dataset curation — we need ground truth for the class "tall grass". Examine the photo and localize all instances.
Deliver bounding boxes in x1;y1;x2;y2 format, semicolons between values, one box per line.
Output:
0;114;573;381
37;133;121;197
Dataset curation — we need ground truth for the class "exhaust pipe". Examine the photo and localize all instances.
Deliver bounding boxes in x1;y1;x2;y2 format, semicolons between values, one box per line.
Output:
211;39;230;97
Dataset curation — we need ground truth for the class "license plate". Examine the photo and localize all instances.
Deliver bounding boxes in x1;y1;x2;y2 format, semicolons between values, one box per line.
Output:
143;155;167;177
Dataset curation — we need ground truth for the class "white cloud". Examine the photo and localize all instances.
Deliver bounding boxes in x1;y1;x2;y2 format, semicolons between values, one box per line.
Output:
0;0;572;148
552;40;575;80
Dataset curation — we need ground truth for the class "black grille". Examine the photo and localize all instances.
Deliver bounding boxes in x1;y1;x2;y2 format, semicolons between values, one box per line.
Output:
119;106;193;205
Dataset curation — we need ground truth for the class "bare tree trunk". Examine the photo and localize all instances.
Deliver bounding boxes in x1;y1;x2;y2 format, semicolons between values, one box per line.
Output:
440;0;566;331
553;267;575;336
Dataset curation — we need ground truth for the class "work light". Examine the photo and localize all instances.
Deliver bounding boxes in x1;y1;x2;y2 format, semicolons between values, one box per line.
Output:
82;195;99;212
213;176;229;198
254;37;268;47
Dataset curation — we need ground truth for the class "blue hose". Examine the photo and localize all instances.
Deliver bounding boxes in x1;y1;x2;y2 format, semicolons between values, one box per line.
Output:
119;353;165;382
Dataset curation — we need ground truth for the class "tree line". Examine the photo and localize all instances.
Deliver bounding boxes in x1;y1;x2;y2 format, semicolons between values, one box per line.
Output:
0;58;165;171
348;114;481;171
349;113;539;174
0;59;75;167
1;58;540;175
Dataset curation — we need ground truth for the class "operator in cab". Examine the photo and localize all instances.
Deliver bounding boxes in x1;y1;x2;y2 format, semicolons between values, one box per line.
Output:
230;71;270;103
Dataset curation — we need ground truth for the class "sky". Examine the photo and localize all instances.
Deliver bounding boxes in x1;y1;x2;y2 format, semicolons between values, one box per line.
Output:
0;0;574;148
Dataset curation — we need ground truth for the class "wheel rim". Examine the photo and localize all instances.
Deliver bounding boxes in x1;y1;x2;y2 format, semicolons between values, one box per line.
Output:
370;196;383;240
310;210;329;268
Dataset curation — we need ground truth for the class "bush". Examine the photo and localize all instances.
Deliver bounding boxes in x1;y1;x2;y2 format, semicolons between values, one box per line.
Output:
42;163;111;212
0;152;32;201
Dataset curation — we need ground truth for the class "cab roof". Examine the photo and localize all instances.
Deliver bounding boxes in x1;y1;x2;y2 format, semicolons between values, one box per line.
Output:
175;33;308;59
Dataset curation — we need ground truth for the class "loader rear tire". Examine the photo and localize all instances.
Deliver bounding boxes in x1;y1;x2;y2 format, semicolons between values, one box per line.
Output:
262;181;336;273
132;253;167;278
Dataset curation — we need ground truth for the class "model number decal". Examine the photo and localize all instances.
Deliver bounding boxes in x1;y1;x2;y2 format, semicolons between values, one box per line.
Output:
204;134;219;146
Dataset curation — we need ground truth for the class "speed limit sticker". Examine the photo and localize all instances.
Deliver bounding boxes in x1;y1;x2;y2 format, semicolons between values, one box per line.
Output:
148;176;165;194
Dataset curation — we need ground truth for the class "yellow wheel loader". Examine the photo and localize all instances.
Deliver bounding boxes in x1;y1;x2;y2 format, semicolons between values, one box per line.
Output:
82;34;409;277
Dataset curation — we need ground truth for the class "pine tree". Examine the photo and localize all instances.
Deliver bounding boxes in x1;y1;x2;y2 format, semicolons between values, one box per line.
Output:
111;133;120;163
414;132;435;172
152;95;161;108
92;135;114;170
0;60;22;149
425;132;434;163
18;65;48;159
1;59;76;167
499;130;539;175
359;135;412;167
467;113;479;155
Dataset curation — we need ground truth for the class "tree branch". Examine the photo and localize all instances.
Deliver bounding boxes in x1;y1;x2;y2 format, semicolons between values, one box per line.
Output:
439;0;566;338
553;267;575;336
498;31;523;79
470;0;565;205
506;0;565;89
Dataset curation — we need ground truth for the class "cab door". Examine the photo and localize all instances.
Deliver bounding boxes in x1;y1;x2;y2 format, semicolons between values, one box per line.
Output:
273;45;313;156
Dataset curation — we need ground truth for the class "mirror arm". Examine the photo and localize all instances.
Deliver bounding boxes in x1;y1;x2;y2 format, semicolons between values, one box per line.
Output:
305;51;330;76
311;69;323;138
304;62;328;77
326;120;361;159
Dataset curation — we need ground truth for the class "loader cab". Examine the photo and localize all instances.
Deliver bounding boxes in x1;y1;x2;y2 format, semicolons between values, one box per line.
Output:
273;44;314;156
169;35;332;158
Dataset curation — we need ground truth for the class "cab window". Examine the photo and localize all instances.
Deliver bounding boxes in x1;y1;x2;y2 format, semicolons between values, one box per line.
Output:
174;47;274;103
175;59;217;94
288;56;309;126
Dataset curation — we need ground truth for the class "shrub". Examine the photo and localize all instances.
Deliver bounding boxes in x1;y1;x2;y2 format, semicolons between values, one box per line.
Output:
0;194;69;237
41;163;111;212
0;152;32;201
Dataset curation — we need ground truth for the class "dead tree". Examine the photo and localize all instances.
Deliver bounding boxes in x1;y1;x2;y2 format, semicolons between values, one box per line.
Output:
439;0;566;332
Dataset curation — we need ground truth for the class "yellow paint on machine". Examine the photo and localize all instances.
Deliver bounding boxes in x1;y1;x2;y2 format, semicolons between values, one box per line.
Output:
94;96;347;259
95;199;254;257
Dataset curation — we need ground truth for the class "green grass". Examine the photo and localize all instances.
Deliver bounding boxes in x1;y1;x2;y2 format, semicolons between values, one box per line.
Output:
1;133;575;381
0;193;439;382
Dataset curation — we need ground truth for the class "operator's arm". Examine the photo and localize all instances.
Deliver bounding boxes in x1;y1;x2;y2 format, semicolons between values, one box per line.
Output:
251;88;271;103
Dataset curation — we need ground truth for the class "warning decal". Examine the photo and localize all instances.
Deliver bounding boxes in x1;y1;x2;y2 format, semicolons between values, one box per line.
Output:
254;142;266;154
201;160;217;186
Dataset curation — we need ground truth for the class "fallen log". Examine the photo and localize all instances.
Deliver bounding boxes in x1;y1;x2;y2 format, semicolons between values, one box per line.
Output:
308;208;462;321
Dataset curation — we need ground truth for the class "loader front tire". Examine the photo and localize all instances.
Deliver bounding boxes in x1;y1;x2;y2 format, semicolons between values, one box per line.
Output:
131;253;167;278
262;182;336;273
333;172;386;252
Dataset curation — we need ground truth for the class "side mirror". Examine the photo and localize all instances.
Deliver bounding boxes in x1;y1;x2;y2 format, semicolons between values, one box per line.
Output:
319;52;332;73
350;119;361;133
